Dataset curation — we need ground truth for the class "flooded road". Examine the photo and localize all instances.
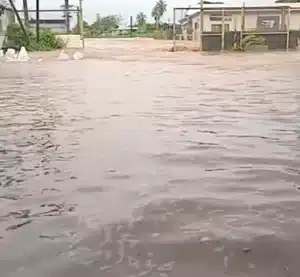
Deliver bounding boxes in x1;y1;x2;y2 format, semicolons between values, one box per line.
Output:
1;40;300;277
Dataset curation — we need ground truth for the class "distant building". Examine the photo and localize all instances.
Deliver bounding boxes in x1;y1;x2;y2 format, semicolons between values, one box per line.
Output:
180;3;300;40
28;18;67;33
178;3;300;50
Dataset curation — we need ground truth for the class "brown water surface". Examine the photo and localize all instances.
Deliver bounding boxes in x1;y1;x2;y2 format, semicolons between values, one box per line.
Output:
1;39;300;277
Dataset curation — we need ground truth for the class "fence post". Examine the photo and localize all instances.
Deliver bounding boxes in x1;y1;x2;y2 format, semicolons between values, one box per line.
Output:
79;0;85;48
240;2;245;49
221;8;225;51
36;0;40;41
199;0;204;51
130;16;133;37
286;7;290;51
173;8;176;51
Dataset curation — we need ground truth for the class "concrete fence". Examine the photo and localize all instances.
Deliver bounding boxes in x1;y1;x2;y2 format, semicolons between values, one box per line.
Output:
57;34;83;49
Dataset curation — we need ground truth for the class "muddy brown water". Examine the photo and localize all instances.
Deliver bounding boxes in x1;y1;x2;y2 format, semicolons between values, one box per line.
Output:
1;39;300;277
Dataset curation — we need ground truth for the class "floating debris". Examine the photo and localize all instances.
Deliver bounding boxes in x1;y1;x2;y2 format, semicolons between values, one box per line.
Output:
243;247;252;253
73;51;84;60
6;219;33;231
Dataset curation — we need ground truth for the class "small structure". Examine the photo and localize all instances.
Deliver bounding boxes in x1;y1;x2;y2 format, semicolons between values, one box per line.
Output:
0;4;15;48
28;18;67;33
177;3;300;51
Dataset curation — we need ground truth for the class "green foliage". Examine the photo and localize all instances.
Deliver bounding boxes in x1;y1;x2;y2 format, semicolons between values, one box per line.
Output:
152;30;164;39
72;20;90;34
91;14;122;32
241;34;266;48
136;12;147;26
232;35;267;51
152;0;167;29
4;24;65;51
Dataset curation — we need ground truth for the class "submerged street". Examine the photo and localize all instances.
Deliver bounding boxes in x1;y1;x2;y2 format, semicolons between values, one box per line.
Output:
1;40;300;277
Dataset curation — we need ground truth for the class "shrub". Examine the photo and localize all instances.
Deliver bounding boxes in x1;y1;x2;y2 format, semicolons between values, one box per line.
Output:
152;30;164;40
4;24;65;51
241;35;266;49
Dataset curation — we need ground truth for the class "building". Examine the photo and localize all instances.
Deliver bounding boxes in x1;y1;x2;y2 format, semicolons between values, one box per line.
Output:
0;4;15;47
178;3;300;50
28;19;67;33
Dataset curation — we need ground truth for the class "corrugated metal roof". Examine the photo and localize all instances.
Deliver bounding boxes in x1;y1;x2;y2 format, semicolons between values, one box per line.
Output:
29;19;66;24
182;3;300;17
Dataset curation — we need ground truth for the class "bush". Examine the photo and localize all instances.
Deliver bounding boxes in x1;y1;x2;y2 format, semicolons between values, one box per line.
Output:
152;30;164;40
241;35;266;49
4;24;65;51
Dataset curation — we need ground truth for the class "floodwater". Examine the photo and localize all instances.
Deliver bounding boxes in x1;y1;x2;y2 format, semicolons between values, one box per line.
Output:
1;39;300;277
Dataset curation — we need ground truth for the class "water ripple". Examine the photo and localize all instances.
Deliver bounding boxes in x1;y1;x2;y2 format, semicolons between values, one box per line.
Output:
1;47;300;276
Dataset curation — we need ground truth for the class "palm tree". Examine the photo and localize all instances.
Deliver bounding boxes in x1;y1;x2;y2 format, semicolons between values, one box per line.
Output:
136;12;147;26
151;6;159;29
151;0;167;29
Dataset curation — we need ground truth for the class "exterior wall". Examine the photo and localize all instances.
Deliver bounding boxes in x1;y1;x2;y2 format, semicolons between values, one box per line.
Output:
0;9;15;48
189;9;300;41
201;31;300;51
29;23;66;34
181;23;193;40
0;9;14;35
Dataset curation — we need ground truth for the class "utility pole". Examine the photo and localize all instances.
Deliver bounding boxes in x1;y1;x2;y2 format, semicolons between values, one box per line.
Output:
22;0;29;26
65;0;70;33
130;15;133;37
36;0;40;41
199;0;204;51
79;0;85;48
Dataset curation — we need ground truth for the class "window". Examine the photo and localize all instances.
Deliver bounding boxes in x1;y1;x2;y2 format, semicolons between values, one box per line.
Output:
211;24;229;32
210;13;232;22
194;22;198;29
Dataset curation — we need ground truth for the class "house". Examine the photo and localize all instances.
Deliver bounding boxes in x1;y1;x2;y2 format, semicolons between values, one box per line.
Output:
28;18;67;33
0;4;15;47
178;3;300;50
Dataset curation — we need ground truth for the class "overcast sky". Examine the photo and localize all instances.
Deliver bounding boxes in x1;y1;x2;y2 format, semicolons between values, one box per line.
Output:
16;0;274;24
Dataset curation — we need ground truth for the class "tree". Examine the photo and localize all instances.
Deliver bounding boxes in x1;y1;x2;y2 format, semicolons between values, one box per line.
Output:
72;20;89;33
91;14;121;33
151;0;167;29
136;12;147;26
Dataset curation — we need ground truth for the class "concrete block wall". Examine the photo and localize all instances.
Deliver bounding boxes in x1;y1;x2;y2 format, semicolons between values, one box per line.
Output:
57;34;83;48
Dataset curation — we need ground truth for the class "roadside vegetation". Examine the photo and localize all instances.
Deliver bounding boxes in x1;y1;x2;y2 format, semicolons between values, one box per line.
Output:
72;0;170;39
3;24;65;51
232;34;267;51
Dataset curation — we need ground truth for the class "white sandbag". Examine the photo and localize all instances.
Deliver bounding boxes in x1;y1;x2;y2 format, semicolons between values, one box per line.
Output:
57;50;69;61
17;46;30;62
4;48;16;62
